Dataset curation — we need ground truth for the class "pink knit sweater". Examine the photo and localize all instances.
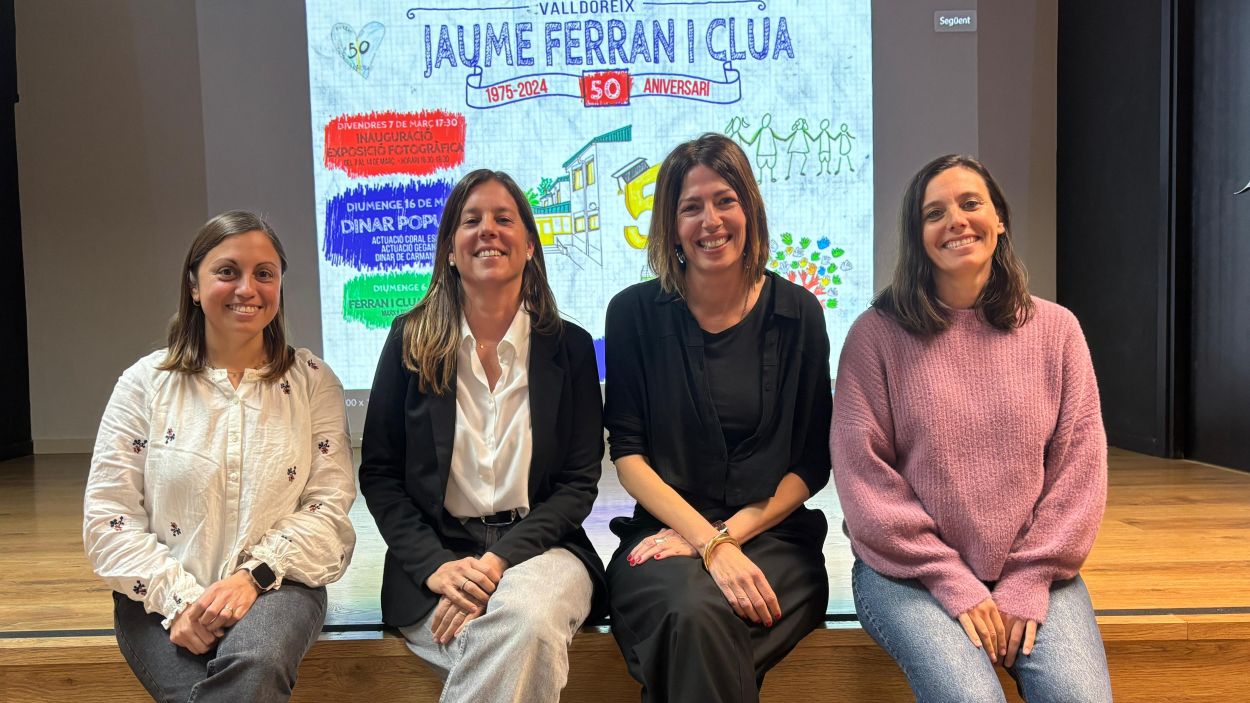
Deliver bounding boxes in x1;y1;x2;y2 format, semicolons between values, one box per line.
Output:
830;299;1106;623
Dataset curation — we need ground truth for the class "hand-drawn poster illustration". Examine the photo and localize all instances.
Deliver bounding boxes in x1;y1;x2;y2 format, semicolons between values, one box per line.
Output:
306;0;873;388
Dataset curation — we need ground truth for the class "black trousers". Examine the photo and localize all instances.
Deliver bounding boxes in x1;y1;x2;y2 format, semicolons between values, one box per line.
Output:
607;507;828;703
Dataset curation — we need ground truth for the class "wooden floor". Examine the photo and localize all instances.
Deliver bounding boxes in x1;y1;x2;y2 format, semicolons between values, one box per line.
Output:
2;448;1249;701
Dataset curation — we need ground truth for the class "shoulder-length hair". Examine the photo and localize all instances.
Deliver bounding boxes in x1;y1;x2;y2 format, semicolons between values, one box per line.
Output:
875;154;1034;335
401;169;561;395
159;210;295;380
647;133;770;297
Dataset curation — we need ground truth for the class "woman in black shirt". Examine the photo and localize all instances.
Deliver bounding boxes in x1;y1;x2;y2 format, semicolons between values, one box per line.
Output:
604;133;832;702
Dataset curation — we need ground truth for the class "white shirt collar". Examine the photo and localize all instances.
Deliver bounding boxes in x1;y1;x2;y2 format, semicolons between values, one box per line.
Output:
460;305;531;356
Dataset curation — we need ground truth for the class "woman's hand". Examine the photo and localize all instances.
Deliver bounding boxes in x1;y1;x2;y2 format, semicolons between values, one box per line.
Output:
707;543;781;627
627;528;698;565
426;556;502;613
957;597;1007;663
186;570;261;631
429;553;508;643
429;596;483;644
479;552;510;577
169;608;222;654
1001;613;1038;667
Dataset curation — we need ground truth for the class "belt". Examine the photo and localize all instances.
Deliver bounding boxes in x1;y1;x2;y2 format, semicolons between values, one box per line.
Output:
476;509;519;526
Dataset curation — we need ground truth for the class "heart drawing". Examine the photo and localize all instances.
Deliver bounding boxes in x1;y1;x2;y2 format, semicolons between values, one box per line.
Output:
332;22;385;78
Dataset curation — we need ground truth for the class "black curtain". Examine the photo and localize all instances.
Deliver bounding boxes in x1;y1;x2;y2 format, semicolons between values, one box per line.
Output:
0;0;32;461
1059;0;1250;472
1057;0;1187;457
1187;0;1250;472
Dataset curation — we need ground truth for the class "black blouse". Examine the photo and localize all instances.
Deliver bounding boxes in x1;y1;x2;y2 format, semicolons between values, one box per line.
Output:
703;275;771;452
604;271;833;507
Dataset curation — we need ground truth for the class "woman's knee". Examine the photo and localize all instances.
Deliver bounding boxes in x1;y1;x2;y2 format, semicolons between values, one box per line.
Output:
214;642;301;682
214;611;314;685
487;575;589;648
500;601;576;651
1029;684;1112;703
653;591;742;642
1016;657;1112;703
1017;579;1111;702
195;644;302;703
914;676;1007;703
612;590;738;647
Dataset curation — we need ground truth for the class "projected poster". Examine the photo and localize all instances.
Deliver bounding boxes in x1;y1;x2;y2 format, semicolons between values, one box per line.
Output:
306;0;873;391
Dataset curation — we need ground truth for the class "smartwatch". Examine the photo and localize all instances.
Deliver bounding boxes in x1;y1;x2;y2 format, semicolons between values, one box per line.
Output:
246;563;277;592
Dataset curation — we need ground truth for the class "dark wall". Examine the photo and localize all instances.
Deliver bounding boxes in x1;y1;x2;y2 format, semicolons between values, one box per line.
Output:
1188;1;1250;472
0;0;31;461
1057;0;1183;456
1059;1;1249;471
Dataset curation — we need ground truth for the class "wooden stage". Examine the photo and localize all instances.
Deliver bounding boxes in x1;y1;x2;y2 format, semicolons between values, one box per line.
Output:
1;448;1248;701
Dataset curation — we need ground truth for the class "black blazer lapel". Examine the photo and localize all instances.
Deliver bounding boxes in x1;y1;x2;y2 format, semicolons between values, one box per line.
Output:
428;373;458;499
527;329;564;498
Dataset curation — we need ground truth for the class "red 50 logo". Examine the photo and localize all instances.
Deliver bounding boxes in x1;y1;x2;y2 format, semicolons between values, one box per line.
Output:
581;70;631;107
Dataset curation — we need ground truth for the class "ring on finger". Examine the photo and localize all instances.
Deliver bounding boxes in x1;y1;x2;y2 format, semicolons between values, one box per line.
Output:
222;605;234;613
654;537;667;544
460;578;470;591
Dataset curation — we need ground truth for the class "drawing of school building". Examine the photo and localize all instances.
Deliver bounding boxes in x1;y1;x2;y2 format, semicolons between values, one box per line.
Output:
533;125;634;268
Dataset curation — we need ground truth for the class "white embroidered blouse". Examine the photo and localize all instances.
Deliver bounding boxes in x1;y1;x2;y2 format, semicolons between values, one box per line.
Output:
83;348;357;626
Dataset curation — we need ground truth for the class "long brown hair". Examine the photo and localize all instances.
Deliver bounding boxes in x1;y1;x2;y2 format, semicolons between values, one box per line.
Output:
647;133;770;297
875;154;1034;335
401;169;561;394
159;210;295;380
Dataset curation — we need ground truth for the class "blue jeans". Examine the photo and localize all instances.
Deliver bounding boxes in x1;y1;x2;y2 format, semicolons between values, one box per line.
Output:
852;560;1112;703
113;581;327;703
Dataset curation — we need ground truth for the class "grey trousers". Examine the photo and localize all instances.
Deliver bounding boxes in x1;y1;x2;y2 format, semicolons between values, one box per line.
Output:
112;582;327;703
400;546;594;703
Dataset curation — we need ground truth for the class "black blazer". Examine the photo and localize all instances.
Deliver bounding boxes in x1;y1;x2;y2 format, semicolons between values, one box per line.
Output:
359;315;608;627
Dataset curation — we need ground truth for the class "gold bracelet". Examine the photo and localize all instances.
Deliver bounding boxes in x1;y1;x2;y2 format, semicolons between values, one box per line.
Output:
702;532;740;570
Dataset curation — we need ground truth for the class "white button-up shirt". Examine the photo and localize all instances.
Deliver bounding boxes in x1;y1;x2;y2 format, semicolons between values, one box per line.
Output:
445;308;533;519
83;348;356;626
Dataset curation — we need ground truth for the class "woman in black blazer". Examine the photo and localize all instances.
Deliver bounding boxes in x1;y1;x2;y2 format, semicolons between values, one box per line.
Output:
359;169;606;703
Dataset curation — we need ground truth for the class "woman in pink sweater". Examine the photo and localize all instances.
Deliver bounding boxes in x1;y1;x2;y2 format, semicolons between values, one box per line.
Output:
831;155;1113;702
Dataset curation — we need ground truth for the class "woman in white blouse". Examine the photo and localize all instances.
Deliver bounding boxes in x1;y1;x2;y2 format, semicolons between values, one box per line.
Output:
83;211;356;703
360;170;606;702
